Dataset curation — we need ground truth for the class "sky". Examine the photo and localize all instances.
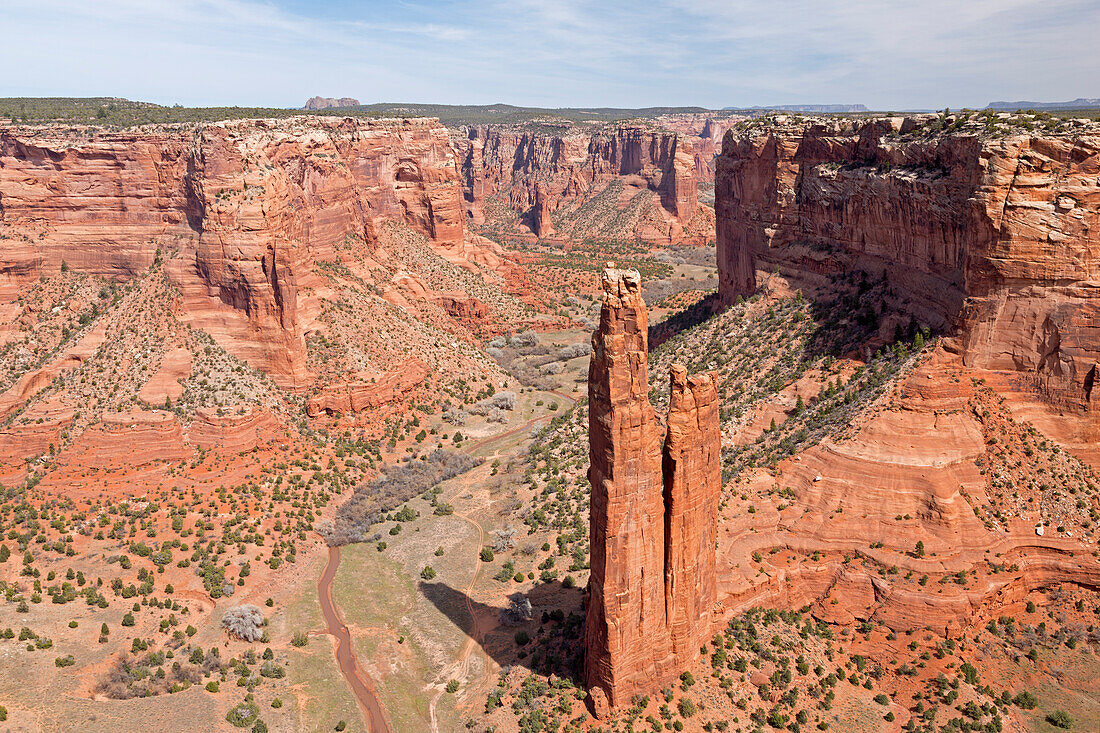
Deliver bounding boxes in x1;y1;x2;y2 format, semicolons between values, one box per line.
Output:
2;0;1097;110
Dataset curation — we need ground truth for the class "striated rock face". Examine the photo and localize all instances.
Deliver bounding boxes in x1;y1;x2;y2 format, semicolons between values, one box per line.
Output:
305;358;430;417
0;117;467;389
585;267;720;715
455;124;698;242
531;181;554;237
663;365;721;658
586;267;670;715
716;118;1100;410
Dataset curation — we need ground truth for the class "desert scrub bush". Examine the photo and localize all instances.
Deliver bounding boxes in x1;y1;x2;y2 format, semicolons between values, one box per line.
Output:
1047;710;1073;729
94;652;205;699
259;661;285;679
324;450;481;545
226;700;259;728
222;605;265;642
291;631;309;647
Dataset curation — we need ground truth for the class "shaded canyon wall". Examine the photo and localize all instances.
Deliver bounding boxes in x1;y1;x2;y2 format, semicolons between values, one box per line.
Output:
455;125;698;238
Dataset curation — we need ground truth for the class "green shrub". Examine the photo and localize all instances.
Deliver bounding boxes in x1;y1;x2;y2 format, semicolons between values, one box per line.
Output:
1012;691;1037;709
446;680;459;693
260;661;285;679
226;701;259;728
1046;710;1073;729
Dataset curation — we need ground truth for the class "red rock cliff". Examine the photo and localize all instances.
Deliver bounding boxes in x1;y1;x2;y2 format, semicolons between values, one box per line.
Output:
0;116;467;389
456;124;697;239
586;267;720;715
716;116;1100;410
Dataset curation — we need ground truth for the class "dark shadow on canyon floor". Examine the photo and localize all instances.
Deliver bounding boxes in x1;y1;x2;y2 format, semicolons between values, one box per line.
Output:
418;579;586;685
649;267;939;362
648;292;725;348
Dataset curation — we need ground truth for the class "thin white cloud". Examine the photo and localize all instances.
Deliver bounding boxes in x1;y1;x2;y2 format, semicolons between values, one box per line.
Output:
0;0;1096;109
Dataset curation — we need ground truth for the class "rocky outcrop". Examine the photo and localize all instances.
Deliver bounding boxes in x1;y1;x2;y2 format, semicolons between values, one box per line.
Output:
0;117;467;389
303;96;360;110
585;267;720;715
186;405;280;452
715;353;1100;636
305;358;429;416
716;117;1100;410
455;124;699;242
531;182;554;237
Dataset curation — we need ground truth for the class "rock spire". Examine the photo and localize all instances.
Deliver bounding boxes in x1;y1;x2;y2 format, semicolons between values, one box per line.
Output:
585;266;721;715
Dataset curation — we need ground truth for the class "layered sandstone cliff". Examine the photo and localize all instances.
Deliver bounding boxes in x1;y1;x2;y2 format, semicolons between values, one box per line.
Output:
585;267;720;715
0;116;468;389
455;124;700;242
716;116;1100;411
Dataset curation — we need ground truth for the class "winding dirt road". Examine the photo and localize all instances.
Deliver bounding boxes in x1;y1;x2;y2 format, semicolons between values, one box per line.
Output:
318;546;393;733
425;387;579;731
319;386;579;732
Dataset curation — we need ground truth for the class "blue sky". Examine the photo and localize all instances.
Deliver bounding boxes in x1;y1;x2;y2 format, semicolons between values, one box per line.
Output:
2;0;1097;110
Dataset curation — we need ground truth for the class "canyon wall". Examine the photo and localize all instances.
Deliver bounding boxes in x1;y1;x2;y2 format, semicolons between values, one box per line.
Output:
585;267;720;715
455;124;698;240
716;117;1100;410
0;116;467;389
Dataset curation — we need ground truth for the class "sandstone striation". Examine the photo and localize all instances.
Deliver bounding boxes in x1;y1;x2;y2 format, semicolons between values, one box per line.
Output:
716;116;1100;411
663;365;721;658
305;359;430;417
585;267;720;715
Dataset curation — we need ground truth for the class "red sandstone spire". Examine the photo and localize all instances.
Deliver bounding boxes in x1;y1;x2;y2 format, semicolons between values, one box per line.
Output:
585;266;671;715
585;266;721;716
663;365;721;658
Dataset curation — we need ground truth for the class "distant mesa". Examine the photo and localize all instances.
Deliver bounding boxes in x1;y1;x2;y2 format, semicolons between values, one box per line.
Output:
985;97;1100;110
722;103;868;113
303;96;361;110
